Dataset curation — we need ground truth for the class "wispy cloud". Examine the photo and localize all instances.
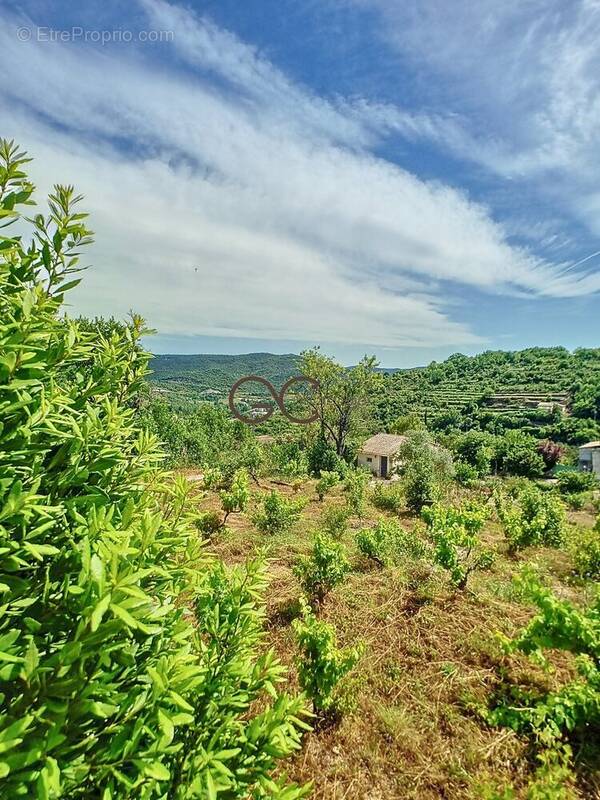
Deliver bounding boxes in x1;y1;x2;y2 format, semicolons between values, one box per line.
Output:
0;0;598;354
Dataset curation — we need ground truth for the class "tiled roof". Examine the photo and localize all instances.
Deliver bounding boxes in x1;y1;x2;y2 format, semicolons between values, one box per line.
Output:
360;433;408;456
579;441;600;449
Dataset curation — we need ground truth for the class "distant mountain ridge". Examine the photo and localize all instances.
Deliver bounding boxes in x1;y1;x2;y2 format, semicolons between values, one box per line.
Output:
149;352;300;399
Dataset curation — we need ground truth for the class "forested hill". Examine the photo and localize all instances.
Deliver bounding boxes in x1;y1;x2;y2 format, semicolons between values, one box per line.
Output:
149;352;300;400
376;346;600;444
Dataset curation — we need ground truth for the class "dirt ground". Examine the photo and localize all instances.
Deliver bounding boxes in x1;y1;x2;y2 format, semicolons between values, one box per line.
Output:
183;472;600;799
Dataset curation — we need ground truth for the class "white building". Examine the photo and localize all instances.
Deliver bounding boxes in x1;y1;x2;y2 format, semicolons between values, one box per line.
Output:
578;441;600;477
357;433;407;479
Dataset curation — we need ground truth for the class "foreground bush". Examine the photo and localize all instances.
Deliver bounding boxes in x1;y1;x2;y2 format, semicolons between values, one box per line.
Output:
488;569;600;746
253;490;306;535
569;519;600;580
370;481;404;514
356;518;425;567
495;485;567;554
422;502;493;589
293;533;350;605
0;141;307;799
293;599;362;716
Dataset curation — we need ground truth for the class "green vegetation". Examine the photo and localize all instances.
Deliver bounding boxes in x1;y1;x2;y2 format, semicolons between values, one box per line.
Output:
422;502;494;589
495;485;567;554
293;600;362;716
0;141;306;799
4;140;600;799
294;533;350;605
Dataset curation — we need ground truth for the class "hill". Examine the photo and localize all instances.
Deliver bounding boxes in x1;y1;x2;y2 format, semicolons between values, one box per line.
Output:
149;352;300;402
377;346;600;444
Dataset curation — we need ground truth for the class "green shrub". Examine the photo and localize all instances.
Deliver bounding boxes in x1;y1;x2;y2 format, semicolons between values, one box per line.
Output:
220;467;250;523
315;470;339;501
253;489;306;534
294;533;350;605
370;481;404;514
495;486;567;554
454;461;480;487
0;141;308;798
563;492;585;511
398;431;455;512
320;505;350;539
293;599;362;715
202;466;224;490
569;522;600;580
422;502;493;589
557;470;598;494
356;519;425;567
488;569;600;745
196;509;224;537
343;469;371;518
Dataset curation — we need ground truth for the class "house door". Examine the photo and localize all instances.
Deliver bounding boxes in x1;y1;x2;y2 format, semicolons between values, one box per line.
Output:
380;456;388;478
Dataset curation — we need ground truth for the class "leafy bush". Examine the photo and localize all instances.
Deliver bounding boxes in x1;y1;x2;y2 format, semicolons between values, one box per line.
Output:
294;533;350;604
293;599;362;715
315;470;339;501
452;430;495;476
356;518;425;567
0;141;307;798
454;460;480;487
495;431;545;478
220;467;250;523
320;505;350;539
370;481;404;514
398;431;455;512
343;468;371;518
569;521;600;580
253;490;306;534
488;569;600;745
563;492;585;511
495;486;567;554
196;509;225;537
422;502;493;589
306;436;344;477
202;466;224;490
557;469;598;494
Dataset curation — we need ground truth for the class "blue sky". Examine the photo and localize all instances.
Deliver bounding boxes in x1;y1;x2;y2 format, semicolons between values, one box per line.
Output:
1;0;600;367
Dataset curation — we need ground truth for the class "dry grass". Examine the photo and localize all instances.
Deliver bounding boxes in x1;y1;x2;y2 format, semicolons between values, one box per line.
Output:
181;471;600;799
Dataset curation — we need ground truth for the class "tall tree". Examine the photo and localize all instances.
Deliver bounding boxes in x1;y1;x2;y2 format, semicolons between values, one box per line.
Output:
299;348;381;457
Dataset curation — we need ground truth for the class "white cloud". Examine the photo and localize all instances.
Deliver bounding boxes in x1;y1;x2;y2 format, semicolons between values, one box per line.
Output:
0;0;598;353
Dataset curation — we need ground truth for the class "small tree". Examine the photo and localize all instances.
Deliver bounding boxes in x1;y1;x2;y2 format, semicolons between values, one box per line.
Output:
343;468;371;518
399;431;455;512
422;502;493;589
321;505;350;539
537;439;564;470
315;469;340;501
253;489;306;534
495;485;567;554
220;467;250;524
294;533;350;605
293;599;362;715
299;348;382;458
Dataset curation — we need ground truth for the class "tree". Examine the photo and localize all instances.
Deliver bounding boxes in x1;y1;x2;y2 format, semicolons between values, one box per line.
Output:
299;348;382;458
0;140;308;799
537;439;564;470
398;431;455;512
389;412;425;435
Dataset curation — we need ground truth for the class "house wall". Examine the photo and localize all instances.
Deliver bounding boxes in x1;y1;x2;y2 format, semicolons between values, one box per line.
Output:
579;448;600;476
357;453;398;478
358;452;379;476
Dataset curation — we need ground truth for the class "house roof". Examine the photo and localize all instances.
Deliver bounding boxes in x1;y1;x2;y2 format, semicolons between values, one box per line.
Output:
579;441;600;449
360;433;408;456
